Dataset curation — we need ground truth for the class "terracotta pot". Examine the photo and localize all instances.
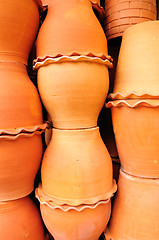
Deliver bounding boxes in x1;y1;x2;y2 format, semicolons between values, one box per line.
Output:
35;56;112;129
36;187;111;240
104;0;157;40
109;21;159;100
0;0;42;65
0;196;45;240
36;0;108;59
0;62;42;129
0;130;43;201
105;169;159;240
45;118;52;146
41;127;117;206
107;99;159;178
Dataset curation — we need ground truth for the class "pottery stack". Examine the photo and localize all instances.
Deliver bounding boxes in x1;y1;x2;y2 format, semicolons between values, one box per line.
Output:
105;21;159;239
104;0;157;40
0;1;45;239
34;0;117;239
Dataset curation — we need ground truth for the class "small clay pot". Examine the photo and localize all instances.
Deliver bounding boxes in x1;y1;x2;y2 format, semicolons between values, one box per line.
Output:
36;0;108;58
107;99;159;178
0;62;42;129
0;0;42;65
41;127;117;206
104;0;157;40
36;187;111;240
109;21;159;99
0;196;45;240
106;169;159;240
0;130;43;201
35;56;112;129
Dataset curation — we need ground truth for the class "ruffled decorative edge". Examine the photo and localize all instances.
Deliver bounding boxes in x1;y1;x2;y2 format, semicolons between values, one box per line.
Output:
108;92;159;100
0;129;44;140
36;188;110;212
33;55;113;69
35;180;117;207
0;123;47;136
106;99;159;108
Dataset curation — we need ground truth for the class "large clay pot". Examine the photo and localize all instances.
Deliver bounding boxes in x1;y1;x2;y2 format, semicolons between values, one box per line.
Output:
0;196;45;240
104;0;157;40
109;21;159;99
36;187;111;240
107;99;159;178
105;169;159;240
35;56;112;129
41;127;117;206
0;130;43;201
0;0;42;65
0;62;42;129
36;0;108;59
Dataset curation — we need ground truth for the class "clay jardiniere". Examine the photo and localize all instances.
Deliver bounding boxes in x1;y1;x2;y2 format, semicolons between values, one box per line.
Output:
105;169;159;240
0;130;43;201
107;99;159;178
0;62;42;129
0;0;42;65
36;186;111;240
35;56;112;129
0;196;45;240
41;127;117;206
109;21;159;99
36;0;109;59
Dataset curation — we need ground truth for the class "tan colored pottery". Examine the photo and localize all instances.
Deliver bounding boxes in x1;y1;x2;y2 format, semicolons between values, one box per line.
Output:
0;196;45;240
107;99;159;178
41;127;117;206
36;187;111;240
104;0;157;40
0;62;42;129
0;130;43;201
0;0;42;65
36;56;111;129
106;169;159;240
109;21;159;99
36;0;108;59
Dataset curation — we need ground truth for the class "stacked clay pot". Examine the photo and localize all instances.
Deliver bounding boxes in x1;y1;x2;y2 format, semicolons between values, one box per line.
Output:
105;21;159;239
0;1;45;239
34;0;117;239
104;0;157;40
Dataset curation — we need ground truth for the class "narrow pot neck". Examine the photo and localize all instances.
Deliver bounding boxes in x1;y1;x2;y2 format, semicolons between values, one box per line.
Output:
48;0;92;10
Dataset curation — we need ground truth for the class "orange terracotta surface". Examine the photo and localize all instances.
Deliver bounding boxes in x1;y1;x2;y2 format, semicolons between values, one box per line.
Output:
41;127;117;206
104;0;156;40
0;131;43;201
36;0;108;58
109;21;159;99
0;62;42;129
36;187;111;240
107;99;159;178
0;196;45;240
36;56;111;129
106;169;159;240
0;0;41;65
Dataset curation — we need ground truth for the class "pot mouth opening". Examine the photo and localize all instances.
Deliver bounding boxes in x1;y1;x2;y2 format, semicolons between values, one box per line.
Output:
35;180;117;207
108;92;159;100
106;99;159;109
36;187;111;212
0;123;47;136
33;54;113;69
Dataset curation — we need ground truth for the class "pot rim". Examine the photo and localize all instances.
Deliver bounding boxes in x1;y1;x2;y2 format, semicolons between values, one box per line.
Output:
33;54;113;69
0;129;44;140
0;123;47;136
108;92;159;100
36;187;110;212
106;99;159;108
35;181;117;206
